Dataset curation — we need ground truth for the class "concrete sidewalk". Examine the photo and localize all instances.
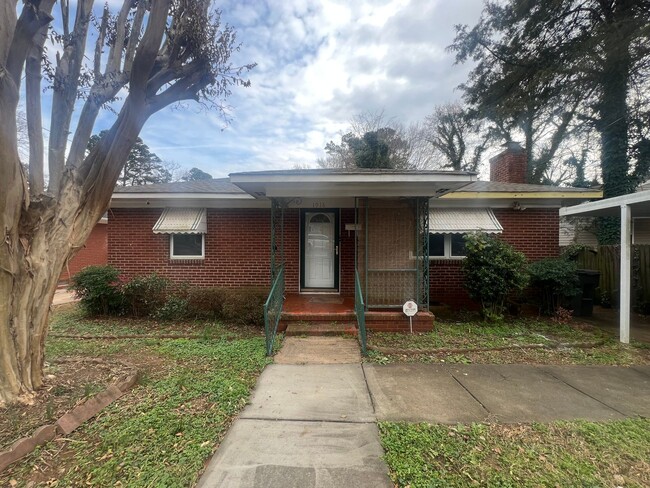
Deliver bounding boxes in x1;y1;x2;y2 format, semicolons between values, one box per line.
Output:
364;363;650;423
198;338;650;487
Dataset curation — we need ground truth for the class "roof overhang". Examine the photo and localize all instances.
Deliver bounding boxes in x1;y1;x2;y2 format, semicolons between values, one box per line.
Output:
444;190;603;200
109;192;261;209
560;190;650;218
229;171;477;198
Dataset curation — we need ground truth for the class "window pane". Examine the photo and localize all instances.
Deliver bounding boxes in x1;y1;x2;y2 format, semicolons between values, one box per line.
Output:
173;234;203;257
451;234;466;256
429;233;445;257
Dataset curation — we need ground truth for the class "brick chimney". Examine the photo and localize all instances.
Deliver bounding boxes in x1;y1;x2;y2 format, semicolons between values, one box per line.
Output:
490;141;527;184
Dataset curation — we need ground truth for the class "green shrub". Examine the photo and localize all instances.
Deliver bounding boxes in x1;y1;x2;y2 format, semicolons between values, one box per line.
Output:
122;273;170;317
221;287;268;327
528;258;580;314
68;265;124;315
186;287;227;318
462;233;529;321
152;296;190;321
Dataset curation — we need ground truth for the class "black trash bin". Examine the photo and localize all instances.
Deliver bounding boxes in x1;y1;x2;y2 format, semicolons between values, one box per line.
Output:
570;269;600;317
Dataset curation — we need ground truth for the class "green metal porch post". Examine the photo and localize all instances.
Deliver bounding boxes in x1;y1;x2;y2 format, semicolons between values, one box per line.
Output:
270;198;285;282
416;197;430;311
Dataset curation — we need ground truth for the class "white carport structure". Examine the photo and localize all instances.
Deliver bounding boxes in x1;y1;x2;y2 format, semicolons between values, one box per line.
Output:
560;190;650;343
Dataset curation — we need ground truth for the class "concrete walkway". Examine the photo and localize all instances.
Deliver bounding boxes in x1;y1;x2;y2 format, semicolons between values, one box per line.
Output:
198;338;392;488
198;338;650;487
52;287;77;306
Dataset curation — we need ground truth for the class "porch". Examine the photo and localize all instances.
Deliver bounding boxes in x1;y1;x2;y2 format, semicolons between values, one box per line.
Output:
228;169;476;354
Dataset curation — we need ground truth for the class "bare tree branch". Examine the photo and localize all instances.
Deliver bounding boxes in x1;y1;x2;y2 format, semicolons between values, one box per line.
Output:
25;0;55;196
93;5;109;78
47;0;94;195
106;0;131;74
124;1;146;73
6;0;53;89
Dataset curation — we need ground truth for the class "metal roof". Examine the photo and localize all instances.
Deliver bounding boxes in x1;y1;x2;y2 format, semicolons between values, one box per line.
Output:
429;208;503;234
560;190;650;218
152;208;207;234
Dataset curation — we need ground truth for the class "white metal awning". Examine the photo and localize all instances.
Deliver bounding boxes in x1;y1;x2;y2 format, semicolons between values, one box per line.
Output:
152;208;207;234
560;189;650;344
429;208;503;234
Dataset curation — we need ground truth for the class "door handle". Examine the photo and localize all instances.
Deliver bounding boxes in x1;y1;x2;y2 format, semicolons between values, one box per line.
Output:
335;245;339;256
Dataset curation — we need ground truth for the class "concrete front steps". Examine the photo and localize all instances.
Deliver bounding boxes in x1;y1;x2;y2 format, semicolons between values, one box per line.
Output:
280;311;358;337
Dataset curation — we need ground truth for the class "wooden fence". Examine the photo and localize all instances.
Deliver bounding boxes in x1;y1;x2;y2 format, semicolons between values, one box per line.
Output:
574;245;650;308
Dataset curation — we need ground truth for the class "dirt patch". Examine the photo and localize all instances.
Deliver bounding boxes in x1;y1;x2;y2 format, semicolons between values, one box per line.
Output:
0;353;167;453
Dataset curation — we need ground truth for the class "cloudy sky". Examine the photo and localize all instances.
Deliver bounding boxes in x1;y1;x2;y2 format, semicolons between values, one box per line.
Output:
50;0;487;178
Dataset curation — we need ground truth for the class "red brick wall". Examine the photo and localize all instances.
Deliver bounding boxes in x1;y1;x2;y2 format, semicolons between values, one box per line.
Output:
108;208;275;288
492;208;560;259
109;206;559;309
429;208;560;307
60;223;108;282
429;260;468;307
490;145;527;184
107;207;355;293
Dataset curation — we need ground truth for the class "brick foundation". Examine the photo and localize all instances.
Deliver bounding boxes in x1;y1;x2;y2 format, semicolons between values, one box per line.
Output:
366;311;434;332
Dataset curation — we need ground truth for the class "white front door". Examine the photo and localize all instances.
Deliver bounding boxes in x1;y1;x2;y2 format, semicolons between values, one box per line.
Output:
304;212;336;288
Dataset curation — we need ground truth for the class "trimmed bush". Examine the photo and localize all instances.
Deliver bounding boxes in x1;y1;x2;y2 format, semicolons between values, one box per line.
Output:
68;265;124;315
152;295;190;321
122;273;170;317
528;258;580;315
221;287;267;327
462;233;529;321
186;287;227;318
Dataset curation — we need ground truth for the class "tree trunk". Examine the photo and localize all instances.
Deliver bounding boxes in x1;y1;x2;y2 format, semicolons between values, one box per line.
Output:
0;194;103;405
1;95;148;405
597;2;634;199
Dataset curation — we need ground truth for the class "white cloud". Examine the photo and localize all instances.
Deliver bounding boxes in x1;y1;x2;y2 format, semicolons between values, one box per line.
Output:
42;0;486;177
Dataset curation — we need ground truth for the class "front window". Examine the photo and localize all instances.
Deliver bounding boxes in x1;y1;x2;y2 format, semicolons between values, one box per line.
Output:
429;233;466;259
428;234;445;257
170;234;204;259
450;234;467;257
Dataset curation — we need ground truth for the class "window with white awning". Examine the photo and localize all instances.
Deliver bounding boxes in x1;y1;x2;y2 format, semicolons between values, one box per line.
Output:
153;208;207;234
428;208;503;258
153;208;207;259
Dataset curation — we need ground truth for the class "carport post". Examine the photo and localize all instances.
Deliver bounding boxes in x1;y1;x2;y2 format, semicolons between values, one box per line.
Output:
620;204;631;344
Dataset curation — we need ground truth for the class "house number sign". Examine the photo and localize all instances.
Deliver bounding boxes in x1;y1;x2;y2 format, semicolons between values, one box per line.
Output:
403;300;418;334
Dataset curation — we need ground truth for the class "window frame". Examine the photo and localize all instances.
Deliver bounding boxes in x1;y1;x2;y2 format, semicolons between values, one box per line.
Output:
169;233;205;260
428;233;467;260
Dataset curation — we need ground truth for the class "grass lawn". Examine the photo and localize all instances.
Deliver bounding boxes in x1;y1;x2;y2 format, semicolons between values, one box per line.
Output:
367;318;650;365
0;305;272;487
379;419;650;488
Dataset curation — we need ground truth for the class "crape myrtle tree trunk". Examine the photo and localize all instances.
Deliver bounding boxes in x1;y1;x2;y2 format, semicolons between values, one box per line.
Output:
0;0;254;405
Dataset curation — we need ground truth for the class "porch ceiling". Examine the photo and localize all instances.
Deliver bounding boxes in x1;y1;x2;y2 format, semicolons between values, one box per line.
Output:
229;170;476;199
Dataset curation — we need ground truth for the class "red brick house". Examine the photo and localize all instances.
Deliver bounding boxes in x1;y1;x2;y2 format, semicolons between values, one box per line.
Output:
59;217;108;283
108;143;600;348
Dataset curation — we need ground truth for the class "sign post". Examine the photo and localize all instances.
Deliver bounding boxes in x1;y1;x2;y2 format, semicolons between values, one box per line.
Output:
403;300;418;334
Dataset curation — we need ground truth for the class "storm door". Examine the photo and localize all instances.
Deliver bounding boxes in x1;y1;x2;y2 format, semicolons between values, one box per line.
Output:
302;211;338;289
